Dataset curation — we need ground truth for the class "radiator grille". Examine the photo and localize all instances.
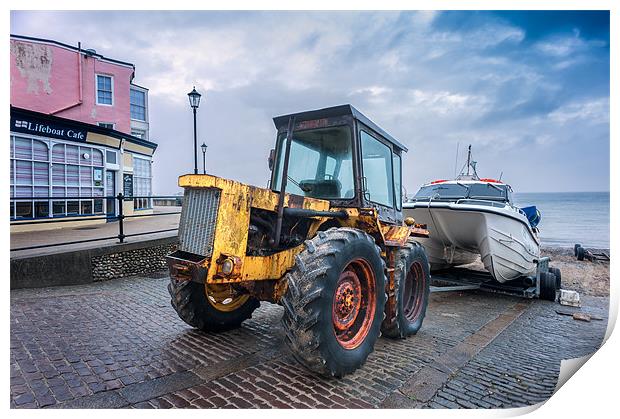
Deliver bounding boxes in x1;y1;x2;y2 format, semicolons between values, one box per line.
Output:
178;188;221;257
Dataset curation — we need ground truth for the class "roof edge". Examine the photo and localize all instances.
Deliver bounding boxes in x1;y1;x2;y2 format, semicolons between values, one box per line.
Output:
10;34;135;69
272;104;407;152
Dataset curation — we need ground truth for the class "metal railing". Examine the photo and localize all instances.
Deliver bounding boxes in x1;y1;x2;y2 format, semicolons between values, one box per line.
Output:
10;193;182;252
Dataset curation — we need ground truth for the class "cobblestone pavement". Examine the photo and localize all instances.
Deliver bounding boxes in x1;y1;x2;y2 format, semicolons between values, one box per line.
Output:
10;272;609;409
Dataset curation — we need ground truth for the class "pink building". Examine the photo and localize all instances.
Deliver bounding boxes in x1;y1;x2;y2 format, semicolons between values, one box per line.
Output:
10;34;155;227
10;34;149;139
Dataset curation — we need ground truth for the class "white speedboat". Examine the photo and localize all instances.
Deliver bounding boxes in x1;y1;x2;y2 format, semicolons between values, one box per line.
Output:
404;147;541;283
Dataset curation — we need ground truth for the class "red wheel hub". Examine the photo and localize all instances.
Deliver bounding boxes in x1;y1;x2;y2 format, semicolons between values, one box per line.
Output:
332;258;376;350
403;261;426;321
333;271;362;331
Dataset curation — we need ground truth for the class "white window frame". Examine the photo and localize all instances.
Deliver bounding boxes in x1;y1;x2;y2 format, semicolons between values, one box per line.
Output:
98;122;115;129
132;154;153;210
95;74;114;106
131;128;146;139
130;87;148;122
105;150;119;169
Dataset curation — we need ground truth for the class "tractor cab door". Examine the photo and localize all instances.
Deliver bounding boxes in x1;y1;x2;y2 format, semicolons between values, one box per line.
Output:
357;124;403;225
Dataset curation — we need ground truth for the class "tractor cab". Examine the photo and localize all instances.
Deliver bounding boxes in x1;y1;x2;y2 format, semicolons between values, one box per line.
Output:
270;105;407;225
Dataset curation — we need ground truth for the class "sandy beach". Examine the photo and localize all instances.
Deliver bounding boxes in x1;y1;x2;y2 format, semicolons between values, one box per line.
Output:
542;246;610;297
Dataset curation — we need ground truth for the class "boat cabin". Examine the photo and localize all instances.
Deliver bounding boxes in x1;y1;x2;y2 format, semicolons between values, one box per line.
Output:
411;180;513;205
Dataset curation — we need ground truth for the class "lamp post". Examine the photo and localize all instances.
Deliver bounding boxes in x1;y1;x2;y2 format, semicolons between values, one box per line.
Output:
187;87;202;174
201;143;208;174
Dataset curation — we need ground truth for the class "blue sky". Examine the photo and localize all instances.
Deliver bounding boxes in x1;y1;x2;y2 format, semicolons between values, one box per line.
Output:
11;11;610;194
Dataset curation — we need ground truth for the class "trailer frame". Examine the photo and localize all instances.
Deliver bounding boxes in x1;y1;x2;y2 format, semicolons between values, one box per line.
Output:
430;256;551;299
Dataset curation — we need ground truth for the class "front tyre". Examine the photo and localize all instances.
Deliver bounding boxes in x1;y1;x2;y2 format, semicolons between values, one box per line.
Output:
168;278;260;332
281;227;387;377
382;242;431;338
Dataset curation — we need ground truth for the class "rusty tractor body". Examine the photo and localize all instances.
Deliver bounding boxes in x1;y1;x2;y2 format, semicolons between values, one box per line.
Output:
167;104;431;377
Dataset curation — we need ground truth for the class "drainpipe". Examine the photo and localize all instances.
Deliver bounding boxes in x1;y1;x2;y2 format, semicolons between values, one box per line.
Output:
50;41;83;115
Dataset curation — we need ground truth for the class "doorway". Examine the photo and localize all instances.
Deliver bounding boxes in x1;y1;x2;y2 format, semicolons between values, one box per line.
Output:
106;170;116;218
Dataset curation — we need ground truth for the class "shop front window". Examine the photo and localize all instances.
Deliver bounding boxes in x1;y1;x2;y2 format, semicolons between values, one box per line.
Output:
16;202;33;218
133;156;152;210
34;201;49;218
48;144;105;217
10;137;48;219
52;201;66;215
9;136;106;219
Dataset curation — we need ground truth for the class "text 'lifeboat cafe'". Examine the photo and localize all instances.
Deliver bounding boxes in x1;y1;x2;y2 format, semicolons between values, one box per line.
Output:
10;106;157;232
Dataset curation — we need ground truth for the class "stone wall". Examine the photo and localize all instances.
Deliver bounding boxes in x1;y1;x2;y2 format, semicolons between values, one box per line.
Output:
11;236;178;289
91;241;176;281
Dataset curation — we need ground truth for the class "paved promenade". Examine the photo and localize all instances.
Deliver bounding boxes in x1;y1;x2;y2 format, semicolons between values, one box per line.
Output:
10;272;608;409
10;207;180;258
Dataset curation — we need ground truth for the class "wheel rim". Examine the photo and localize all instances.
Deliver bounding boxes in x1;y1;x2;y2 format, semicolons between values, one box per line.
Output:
402;261;426;322
206;283;249;312
332;258;376;350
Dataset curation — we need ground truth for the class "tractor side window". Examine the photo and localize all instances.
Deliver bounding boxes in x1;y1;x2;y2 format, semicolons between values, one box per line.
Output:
361;131;394;208
393;152;402;210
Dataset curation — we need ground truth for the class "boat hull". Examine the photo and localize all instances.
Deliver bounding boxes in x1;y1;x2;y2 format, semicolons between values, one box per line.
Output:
404;203;540;283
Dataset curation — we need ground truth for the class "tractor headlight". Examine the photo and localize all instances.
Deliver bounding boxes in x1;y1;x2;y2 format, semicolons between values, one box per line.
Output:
220;258;234;275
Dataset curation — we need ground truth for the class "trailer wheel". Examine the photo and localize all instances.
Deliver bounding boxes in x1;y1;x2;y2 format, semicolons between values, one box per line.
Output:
549;267;562;290
382;242;431;339
574;244;582;257
539;272;557;301
576;246;586;261
281;227;387;377
168;278;259;332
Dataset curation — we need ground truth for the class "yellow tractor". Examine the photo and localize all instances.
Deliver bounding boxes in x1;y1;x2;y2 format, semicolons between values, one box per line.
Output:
167;105;431;377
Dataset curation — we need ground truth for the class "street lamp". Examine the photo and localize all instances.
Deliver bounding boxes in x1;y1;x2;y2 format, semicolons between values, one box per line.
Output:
187;87;202;174
201;142;208;174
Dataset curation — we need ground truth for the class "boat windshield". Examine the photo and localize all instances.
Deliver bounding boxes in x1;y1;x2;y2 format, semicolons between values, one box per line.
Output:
413;183;469;200
467;183;508;201
412;182;509;202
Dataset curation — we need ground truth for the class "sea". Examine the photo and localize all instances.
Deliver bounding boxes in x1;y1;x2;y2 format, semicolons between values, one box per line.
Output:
513;192;610;250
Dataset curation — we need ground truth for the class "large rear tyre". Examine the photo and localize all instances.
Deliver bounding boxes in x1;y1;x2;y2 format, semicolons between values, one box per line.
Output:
168;278;260;332
281;227;387;377
382;242;431;339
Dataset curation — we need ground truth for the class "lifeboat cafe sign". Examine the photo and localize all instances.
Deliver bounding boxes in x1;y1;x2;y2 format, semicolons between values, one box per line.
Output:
11;114;87;142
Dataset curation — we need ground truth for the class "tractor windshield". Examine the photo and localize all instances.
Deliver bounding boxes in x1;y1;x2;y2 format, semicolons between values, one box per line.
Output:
273;126;355;199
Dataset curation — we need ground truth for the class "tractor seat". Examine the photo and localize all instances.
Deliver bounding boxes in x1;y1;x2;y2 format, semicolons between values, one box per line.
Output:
299;179;342;198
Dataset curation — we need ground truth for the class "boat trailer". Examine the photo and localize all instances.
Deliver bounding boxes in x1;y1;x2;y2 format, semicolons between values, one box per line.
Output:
430;257;558;300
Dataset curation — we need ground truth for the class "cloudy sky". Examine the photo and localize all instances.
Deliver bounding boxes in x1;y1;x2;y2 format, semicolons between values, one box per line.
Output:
11;10;610;194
